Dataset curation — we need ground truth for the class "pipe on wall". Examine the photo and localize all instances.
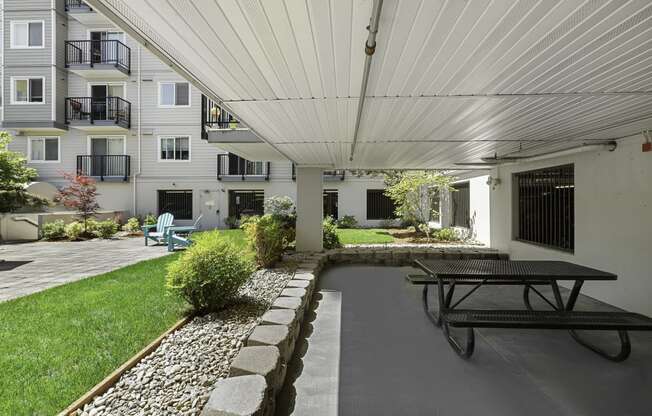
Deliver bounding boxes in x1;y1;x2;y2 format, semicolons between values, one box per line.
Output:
132;45;142;216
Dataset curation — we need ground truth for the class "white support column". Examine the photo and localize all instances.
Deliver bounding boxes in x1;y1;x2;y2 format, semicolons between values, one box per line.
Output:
296;167;323;252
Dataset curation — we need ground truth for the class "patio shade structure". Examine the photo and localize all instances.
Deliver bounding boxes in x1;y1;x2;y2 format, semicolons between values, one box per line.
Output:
84;0;652;249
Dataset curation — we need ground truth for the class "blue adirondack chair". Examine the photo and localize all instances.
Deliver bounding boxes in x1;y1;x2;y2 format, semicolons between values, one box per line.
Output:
142;212;174;246
167;214;203;252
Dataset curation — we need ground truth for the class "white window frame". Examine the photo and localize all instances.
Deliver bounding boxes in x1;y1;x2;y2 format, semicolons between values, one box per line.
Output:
27;136;60;163
85;28;126;43
10;20;45;49
10;77;46;105
157;135;191;162
158;81;191;108
86;81;128;98
86;135;127;155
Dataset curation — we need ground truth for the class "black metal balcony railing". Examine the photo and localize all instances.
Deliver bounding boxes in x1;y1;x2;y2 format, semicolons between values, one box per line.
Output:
65;97;131;129
65;40;131;73
202;96;241;138
65;0;92;11
217;154;270;181
291;164;346;181
77;155;131;182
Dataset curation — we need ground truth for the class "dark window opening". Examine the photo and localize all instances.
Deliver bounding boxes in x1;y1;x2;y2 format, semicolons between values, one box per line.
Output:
515;164;574;252
366;189;396;220
323;190;338;219
158;190;192;220
451;182;470;228
229;190;264;219
29;78;43;102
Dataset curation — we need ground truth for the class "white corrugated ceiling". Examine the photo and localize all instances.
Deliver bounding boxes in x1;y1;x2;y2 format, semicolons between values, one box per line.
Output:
86;0;652;169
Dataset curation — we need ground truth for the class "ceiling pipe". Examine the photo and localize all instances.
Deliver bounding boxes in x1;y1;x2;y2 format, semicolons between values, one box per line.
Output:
349;0;384;162
478;141;618;165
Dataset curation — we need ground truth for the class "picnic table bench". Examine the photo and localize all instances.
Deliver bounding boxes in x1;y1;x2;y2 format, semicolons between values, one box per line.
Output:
410;259;652;361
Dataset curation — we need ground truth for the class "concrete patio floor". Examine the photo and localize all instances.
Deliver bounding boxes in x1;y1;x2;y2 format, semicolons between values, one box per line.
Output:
0;238;169;303
278;265;652;416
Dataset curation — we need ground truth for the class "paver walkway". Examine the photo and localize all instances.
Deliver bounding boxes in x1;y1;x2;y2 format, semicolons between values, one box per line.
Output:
0;238;169;302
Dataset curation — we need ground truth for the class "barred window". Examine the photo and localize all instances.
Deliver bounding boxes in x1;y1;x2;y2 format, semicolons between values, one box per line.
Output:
229;190;264;219
366;189;396;220
158;190;193;220
515;164;574;252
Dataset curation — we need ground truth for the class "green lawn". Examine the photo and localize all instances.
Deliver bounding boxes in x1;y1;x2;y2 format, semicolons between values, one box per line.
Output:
336;228;395;244
0;230;249;415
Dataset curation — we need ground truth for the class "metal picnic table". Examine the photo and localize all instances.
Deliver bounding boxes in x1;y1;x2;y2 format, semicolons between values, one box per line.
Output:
410;259;652;361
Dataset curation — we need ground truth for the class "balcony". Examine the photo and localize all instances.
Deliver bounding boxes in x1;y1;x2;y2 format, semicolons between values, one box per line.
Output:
65;1;109;25
65;97;131;131
217;154;270;181
202;96;262;143
65;40;130;78
77;155;131;182
292;164;346;181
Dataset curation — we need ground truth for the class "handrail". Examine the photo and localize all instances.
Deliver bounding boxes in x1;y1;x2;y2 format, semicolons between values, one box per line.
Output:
76;155;131;182
202;95;241;138
65;0;92;11
217;154;270;181
65;96;131;129
65;40;131;73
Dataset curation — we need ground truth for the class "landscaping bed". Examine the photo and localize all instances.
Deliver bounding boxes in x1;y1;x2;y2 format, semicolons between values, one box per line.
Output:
75;269;293;416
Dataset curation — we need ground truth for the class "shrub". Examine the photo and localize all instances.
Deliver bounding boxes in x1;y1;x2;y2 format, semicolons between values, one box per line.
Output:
166;231;254;313
434;227;457;242
264;196;295;220
241;214;287;268
336;215;358;229
323;216;342;249
94;219;119;239
144;214;157;226
122;217;141;234
224;215;239;229
41;220;66;240
85;219;98;235
65;222;84;241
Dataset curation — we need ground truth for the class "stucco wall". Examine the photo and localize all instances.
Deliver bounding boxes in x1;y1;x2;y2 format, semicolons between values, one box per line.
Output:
488;135;652;316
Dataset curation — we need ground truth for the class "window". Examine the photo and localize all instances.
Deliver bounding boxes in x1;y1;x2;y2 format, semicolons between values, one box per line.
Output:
366;189;396;220
29;137;59;162
451;182;470;228
159;136;190;161
515;164;574;252
323;190;339;219
229;190;264;219
158;190;193;220
159;82;190;107
12;77;44;104
11;21;44;48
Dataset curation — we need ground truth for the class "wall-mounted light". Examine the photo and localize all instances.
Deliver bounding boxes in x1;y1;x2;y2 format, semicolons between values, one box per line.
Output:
643;130;651;153
486;176;501;191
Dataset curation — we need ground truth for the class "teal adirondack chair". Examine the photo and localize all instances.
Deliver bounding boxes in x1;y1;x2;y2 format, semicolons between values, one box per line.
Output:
142;213;174;246
167;214;203;252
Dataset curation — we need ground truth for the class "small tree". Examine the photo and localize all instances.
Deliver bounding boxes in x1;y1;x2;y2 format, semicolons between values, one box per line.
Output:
55;173;100;234
383;171;453;239
0;132;49;213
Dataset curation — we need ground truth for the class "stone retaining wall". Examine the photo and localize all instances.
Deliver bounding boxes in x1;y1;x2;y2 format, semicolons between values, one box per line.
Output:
200;247;507;415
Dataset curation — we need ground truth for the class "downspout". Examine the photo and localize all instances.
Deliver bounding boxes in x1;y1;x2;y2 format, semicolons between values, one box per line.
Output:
349;0;384;162
480;141;618;164
132;45;142;215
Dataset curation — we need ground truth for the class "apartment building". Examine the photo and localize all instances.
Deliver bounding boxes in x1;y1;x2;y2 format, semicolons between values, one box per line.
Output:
0;0;393;229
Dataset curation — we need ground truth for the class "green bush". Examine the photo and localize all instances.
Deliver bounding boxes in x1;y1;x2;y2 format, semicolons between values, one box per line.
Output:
336;215;358;229
122;217;141;234
166;231;254;313
144;214;157;226
434;227;457;241
85;219;98;234
224;215;239;229
323;216;342;249
94;219;119;239
41;220;66;240
241;214;287;268
65;222;84;241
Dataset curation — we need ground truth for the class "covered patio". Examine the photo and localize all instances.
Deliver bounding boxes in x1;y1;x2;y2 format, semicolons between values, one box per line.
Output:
81;0;652;414
278;265;652;415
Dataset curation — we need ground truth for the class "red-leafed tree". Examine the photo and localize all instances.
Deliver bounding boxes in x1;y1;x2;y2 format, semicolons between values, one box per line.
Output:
55;173;100;234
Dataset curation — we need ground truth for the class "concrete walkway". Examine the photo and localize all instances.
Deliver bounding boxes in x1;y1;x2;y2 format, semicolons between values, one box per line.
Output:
0;238;169;303
278;265;652;416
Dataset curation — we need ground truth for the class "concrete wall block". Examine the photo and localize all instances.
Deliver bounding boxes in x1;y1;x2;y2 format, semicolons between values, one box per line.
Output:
280;287;308;309
229;346;283;394
201;375;272;416
246;325;293;364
